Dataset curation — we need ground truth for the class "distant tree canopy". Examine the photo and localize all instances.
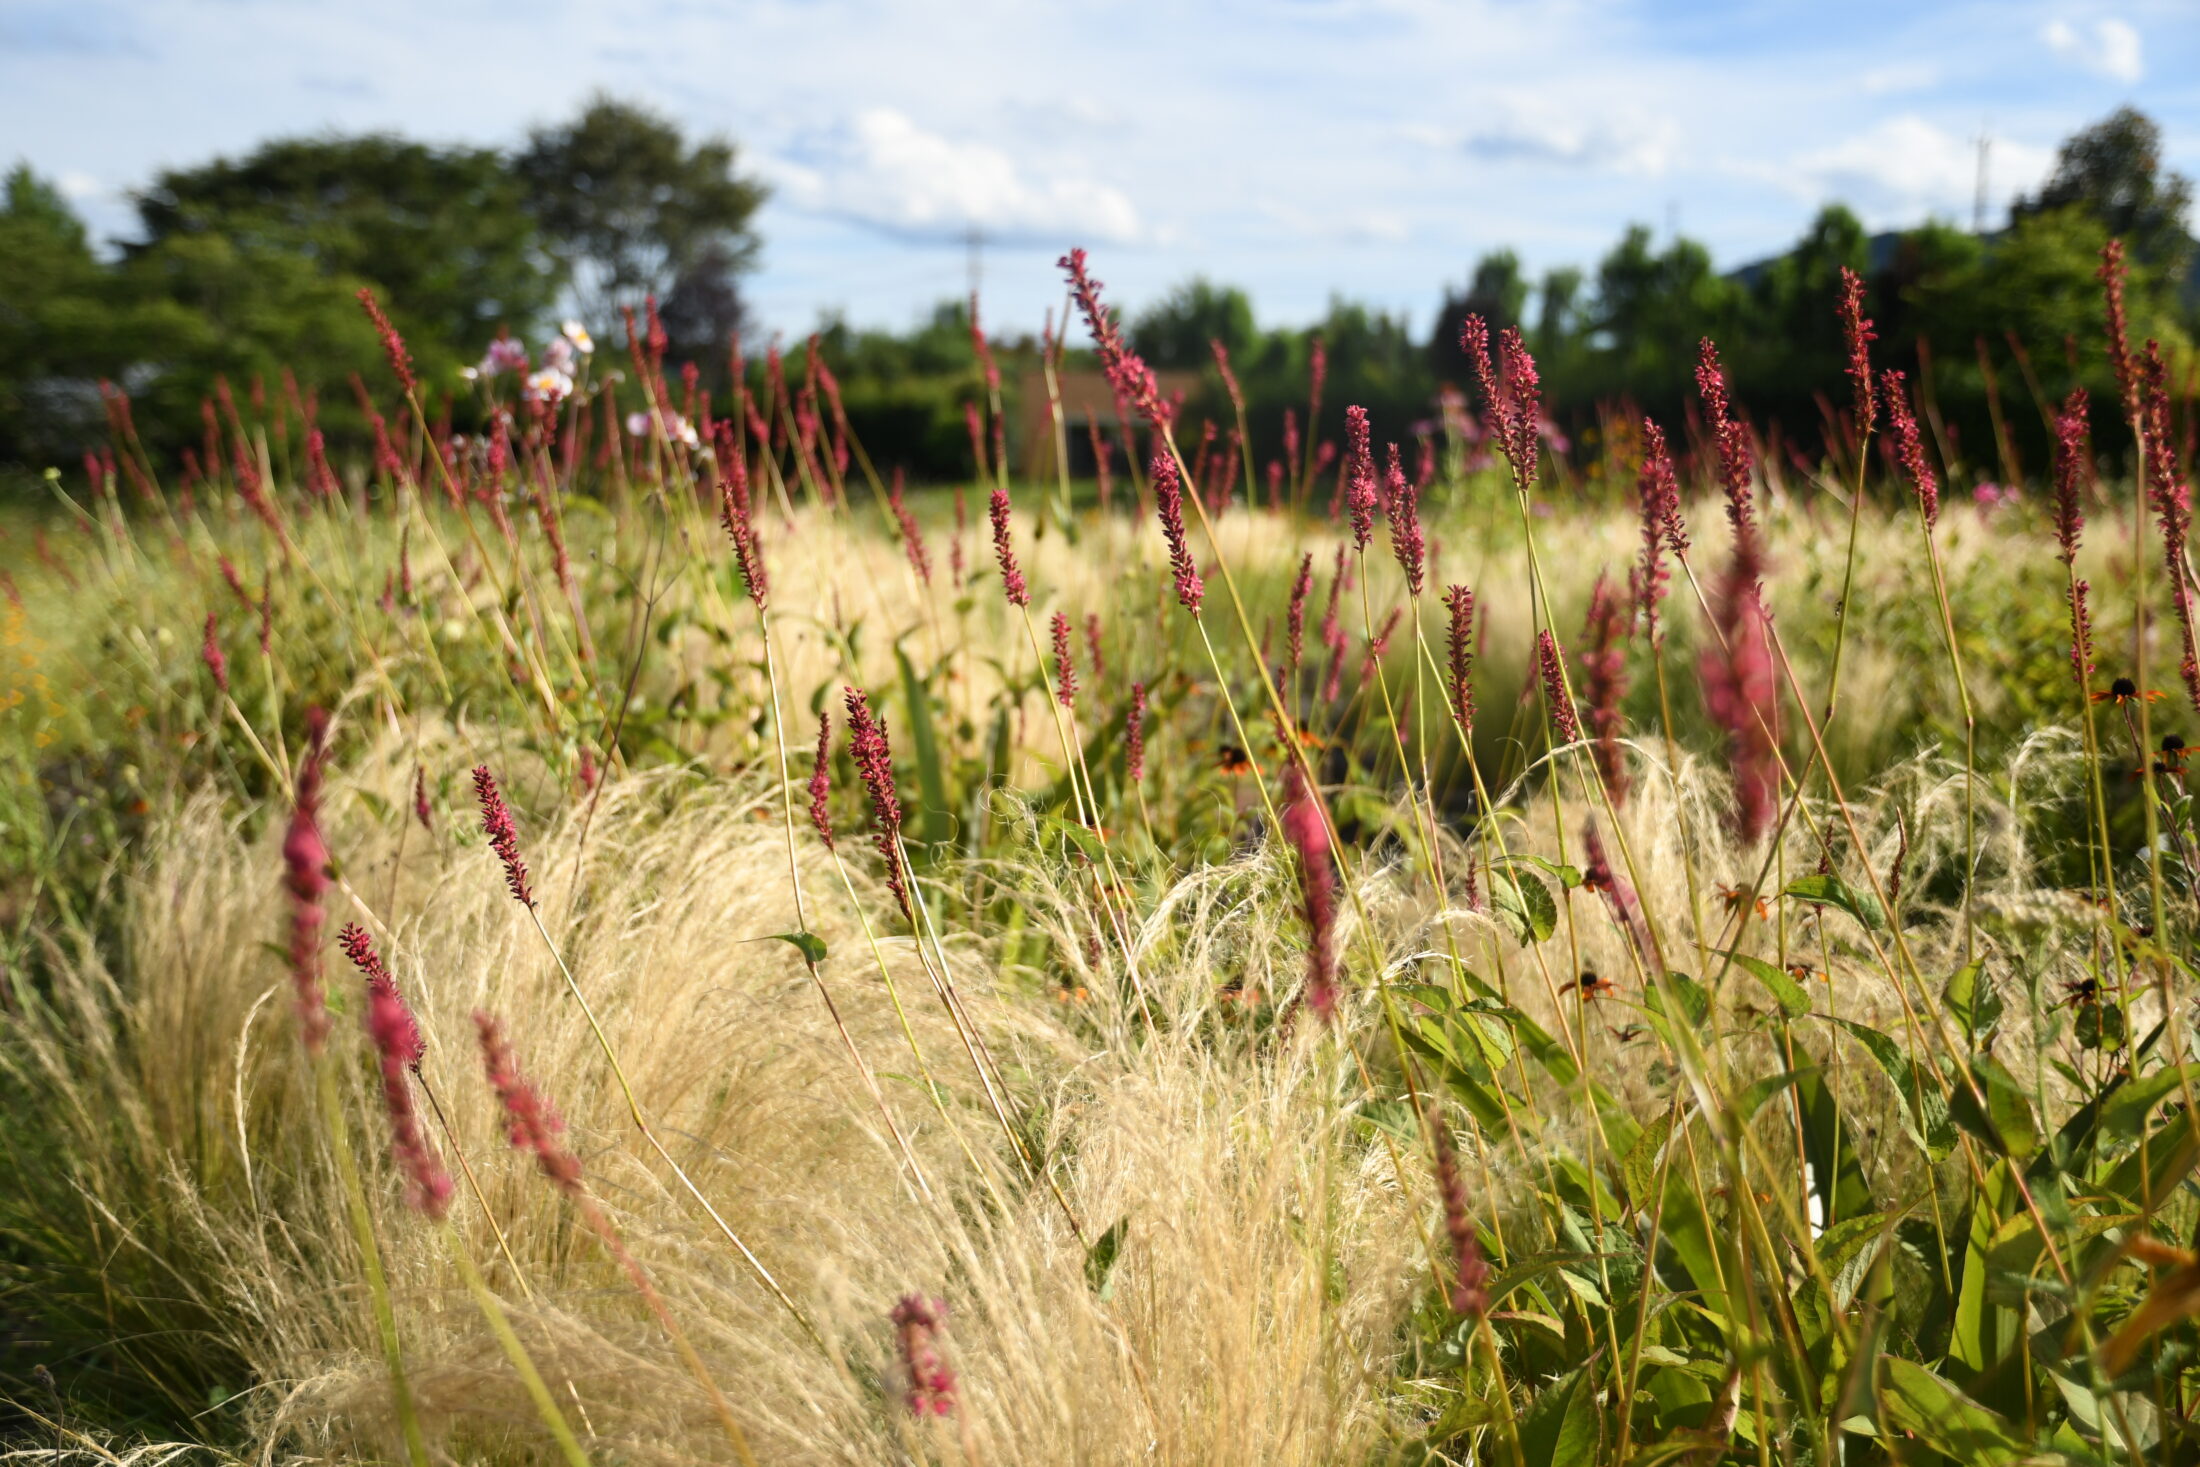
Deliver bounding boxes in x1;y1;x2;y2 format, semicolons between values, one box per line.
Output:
0;103;2191;488
0;97;765;469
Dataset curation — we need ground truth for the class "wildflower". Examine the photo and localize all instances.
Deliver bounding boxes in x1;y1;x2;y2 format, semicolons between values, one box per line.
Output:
1881;370;1938;528
201;613;228;694
1127;682;1147;784
1388;443;1424;596
2070;579;2096;685
890;1295;957;1418
1281;760;1339;1019
1343;406;1377;550
524;368;573;406
1537;631;1580;746
541;336;576;374
718;447;768;609
1695;340;1758;546
357;289;416;395
413;767;433;833
474;1012;583;1194
478;335;529;379
1460;317;1543;488
1429;1125;1488;1319
808;714;834;851
1632;419;1683;639
2093;676;2166;706
561;319;594;354
2137;342;2200;711
1051;611;1078;708
1217;744;1254;776
1699;567;1780;843
2053;388;2090;564
284;709;335;1056
1443;586;1476;734
844;687;910;921
888;469;931;584
1837;266;1876;438
2099;240;2136;416
988;486;1028;607
1286;552;1314;684
1084;612;1105;684
340;924;452;1218
1578;576;1629;804
1152;452;1203;615
472;765;533;907
1059;248;1164;426
1581;821;1656;974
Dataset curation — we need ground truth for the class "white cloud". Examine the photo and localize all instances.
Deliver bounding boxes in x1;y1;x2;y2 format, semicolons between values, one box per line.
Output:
1858;61;1938;96
1423;95;1678;177
2042;17;2143;82
1793;115;2053;217
769;108;1141;245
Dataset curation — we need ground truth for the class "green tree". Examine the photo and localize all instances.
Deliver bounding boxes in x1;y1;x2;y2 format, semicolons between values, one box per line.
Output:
1429;250;1528;382
1132;277;1256;369
2013;105;2193;272
130;134;556;358
516;96;768;341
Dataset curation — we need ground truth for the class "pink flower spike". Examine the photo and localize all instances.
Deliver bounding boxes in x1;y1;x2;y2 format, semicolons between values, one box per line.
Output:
201;613;228;694
1442;585;1476;735
1050;611;1078;708
1281;760;1339;1020
1537;631;1580;747
1837;267;1876;438
1343;406;1377;551
2052;388;2090;564
808;713;835;851
475;1011;583;1195
340;924;452;1218
890;1294;957;1418
1126;681;1147;784
1152;452;1204;615
988;486;1028;607
1430;1125;1489;1319
1881;369;1938;528
472;765;533;907
1387;442;1424;597
844;687;910;921
284;709;335;1056
1286;553;1314;683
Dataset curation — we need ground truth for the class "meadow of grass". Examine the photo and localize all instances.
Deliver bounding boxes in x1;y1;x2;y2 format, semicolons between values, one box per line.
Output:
1;251;2198;1465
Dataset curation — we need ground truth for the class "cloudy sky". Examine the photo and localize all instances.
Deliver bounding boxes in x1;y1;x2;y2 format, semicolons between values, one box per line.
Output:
2;0;2194;341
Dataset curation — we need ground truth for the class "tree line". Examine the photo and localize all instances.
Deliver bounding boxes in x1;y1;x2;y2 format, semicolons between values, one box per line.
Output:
0;103;2190;490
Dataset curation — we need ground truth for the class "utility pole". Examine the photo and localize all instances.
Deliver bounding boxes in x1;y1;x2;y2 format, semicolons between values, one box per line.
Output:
1973;126;1992;235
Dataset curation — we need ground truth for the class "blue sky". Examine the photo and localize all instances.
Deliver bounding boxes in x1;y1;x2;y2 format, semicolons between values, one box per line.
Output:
2;0;2195;343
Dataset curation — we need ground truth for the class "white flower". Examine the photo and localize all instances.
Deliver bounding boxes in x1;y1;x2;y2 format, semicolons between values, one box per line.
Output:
626;411;652;437
524;368;573;405
562;320;594;354
542;336;576;373
459;365;480;381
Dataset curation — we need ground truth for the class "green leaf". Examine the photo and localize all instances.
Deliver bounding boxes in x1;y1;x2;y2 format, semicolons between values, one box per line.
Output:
1619;1110;1673;1210
1495;853;1584;889
1734;1068;1808;1122
1517;1365;1597;1467
1083;1216;1128;1300
1947;1057;2038;1160
1783;872;1886;931
1723;950;1811;1020
895;644;954;850
1492;869;1557;945
1878;1359;2026;1465
1832;1017;1954;1159
2098;1064;2199;1139
768;931;828;965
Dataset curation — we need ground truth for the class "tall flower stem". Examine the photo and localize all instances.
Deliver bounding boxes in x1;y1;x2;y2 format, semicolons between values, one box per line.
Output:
443;1226;593;1467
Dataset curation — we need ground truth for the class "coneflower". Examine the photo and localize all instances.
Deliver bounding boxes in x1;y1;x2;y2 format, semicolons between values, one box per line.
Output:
988;487;1028;607
1443;585;1476;734
1286;553;1314;685
1281;760;1339;1019
1881;370;1939;528
412;767;433;833
1126;681;1147;784
1084;612;1106;685
1051;611;1078;708
201;613;228;694
340;925;452;1218
1632;419;1683;638
1388;443;1424;596
1578;575;1630;804
890;1295;957;1418
1059;248;1164;426
474;1012;582;1193
2053;387;2090;565
284;709;334;1055
1429;1125;1489;1319
472;766;533;907
1152;452;1203;614
1837;266;1876;438
888;468;932;584
808;714;835;850
357;288;416;396
1537;630;1580;746
1344;406;1378;550
844;687;910;921
1695;340;1758;546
